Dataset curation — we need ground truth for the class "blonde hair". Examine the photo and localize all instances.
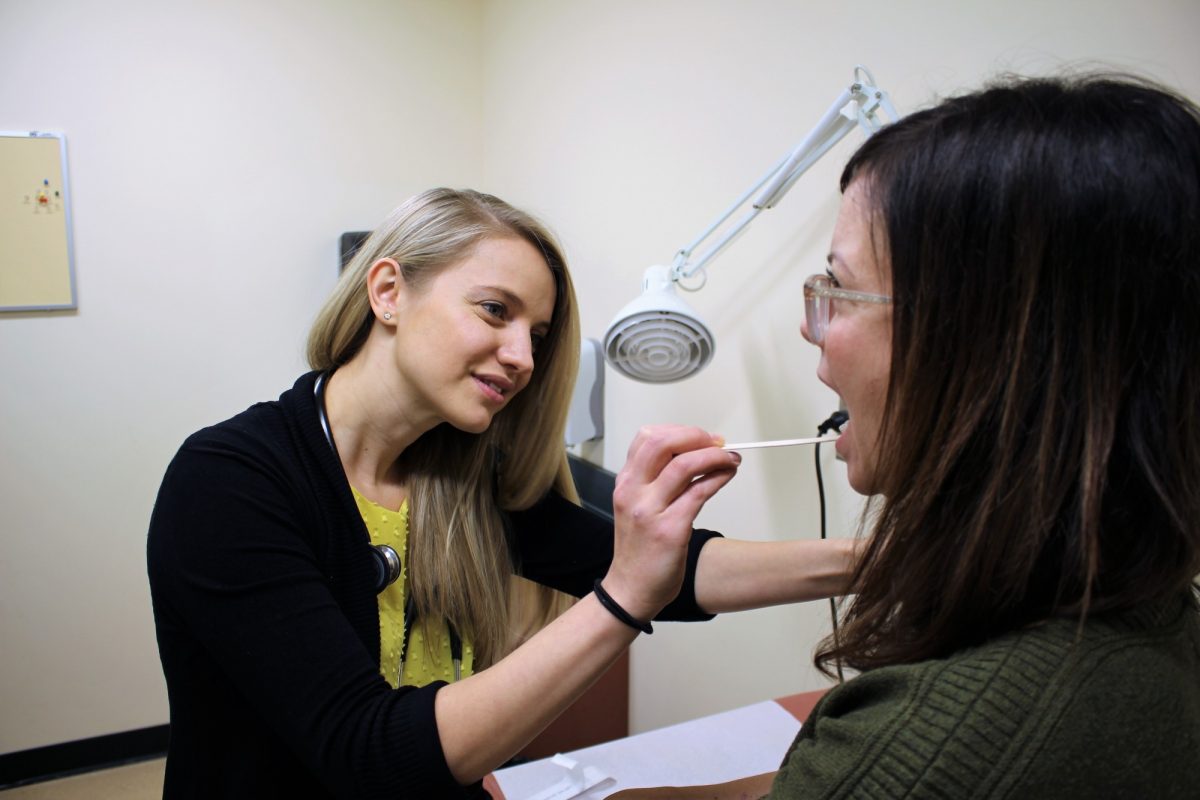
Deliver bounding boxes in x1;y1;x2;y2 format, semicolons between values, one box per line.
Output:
308;188;580;667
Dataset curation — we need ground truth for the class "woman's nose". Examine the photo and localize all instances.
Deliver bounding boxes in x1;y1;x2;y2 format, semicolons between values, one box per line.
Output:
498;330;535;374
800;317;817;345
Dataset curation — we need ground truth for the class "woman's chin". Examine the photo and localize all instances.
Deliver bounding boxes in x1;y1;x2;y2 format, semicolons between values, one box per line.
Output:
844;458;876;496
448;410;497;435
847;466;882;497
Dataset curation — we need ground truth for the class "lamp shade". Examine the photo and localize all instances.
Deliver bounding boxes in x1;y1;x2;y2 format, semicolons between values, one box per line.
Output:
603;265;715;383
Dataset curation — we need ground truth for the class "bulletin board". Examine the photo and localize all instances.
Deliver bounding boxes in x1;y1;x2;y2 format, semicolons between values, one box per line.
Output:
0;131;77;311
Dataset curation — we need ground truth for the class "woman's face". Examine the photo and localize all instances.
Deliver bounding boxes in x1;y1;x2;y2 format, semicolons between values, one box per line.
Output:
389;235;557;434
802;178;893;495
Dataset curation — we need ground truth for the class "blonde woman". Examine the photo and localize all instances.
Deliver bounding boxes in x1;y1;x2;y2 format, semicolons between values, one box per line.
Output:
148;188;855;799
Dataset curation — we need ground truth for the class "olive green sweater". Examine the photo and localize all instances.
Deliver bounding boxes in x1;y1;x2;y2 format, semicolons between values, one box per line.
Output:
771;594;1200;799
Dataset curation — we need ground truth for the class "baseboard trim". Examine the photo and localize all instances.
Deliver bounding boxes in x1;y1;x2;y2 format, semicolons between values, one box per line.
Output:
0;725;169;789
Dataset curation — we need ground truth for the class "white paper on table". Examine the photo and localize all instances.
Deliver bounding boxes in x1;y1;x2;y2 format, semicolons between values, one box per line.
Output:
493;700;801;800
521;754;612;800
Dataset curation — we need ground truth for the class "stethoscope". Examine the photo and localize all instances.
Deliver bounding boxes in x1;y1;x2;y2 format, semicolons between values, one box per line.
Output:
314;372;463;681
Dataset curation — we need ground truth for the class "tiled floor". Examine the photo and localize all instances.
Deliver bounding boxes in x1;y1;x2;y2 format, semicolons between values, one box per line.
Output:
0;758;164;798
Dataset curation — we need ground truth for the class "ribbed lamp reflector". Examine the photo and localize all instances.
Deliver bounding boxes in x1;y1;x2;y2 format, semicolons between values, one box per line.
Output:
605;311;714;383
602;266;714;383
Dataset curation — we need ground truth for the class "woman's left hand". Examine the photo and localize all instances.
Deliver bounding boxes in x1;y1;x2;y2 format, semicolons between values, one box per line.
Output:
606;771;777;799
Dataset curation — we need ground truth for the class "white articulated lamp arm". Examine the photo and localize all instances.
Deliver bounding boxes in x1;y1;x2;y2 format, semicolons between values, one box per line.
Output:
603;65;898;384
673;66;898;282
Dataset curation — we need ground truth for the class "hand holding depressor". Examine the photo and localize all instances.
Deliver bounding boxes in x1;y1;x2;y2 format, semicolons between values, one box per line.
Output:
602;425;741;624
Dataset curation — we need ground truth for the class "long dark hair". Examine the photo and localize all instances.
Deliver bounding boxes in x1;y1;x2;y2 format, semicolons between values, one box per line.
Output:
818;74;1200;675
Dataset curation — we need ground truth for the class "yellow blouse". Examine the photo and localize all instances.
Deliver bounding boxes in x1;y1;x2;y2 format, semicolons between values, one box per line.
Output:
351;487;475;688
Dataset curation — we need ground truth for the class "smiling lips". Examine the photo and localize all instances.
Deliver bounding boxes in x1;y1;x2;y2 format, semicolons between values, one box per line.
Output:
474;375;514;403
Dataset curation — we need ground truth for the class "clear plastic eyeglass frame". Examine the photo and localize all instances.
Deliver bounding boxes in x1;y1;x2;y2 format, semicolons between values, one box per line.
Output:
803;273;891;344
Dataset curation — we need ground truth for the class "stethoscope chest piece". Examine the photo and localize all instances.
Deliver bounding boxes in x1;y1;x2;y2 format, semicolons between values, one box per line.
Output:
371;544;402;594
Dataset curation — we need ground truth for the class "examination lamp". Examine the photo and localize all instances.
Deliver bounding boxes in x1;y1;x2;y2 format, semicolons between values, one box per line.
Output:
603;66;898;383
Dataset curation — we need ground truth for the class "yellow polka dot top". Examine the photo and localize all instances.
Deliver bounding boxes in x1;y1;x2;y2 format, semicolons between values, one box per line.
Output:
350;487;475;688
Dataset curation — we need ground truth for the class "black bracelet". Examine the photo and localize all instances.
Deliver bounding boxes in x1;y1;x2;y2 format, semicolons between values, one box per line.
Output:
593;579;653;635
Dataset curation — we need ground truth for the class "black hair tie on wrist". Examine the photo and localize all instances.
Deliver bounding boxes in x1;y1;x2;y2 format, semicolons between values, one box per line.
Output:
593;579;653;635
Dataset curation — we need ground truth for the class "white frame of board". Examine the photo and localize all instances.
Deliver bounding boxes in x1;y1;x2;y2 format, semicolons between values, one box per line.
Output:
0;130;78;312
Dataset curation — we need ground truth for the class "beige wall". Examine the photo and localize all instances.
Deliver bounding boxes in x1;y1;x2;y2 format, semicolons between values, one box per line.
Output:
0;0;484;753
3;0;1200;757
479;0;1200;733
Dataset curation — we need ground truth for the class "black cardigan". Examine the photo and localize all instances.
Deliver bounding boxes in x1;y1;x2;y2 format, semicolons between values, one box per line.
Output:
147;371;718;799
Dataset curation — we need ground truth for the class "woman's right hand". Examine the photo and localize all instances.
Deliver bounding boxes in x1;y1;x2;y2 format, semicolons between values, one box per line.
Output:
601;425;741;623
438;426;737;784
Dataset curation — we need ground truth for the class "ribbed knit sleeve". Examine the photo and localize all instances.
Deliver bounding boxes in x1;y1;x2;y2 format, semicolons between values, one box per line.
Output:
769;597;1200;799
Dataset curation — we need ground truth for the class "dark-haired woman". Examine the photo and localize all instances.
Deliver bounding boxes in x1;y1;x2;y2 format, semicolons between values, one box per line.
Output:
615;73;1200;799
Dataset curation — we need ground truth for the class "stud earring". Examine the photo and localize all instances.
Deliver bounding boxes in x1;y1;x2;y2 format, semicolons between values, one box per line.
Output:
383;312;392;321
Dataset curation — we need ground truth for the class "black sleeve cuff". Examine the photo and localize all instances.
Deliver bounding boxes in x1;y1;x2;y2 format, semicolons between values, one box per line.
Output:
656;528;723;622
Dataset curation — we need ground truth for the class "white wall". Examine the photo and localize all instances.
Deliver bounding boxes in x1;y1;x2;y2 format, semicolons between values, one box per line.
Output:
0;0;484;753
480;0;1200;733
4;0;1200;759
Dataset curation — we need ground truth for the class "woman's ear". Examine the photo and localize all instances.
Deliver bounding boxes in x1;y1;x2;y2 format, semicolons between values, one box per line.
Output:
366;258;402;325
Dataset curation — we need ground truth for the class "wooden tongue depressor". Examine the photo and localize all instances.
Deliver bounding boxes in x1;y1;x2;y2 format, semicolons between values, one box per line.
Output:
722;435;838;451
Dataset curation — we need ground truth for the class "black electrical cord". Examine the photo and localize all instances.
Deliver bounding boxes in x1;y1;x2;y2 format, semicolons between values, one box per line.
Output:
815;410;849;683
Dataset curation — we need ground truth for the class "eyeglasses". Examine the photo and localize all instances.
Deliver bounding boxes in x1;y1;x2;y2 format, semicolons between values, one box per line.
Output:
803;273;891;345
